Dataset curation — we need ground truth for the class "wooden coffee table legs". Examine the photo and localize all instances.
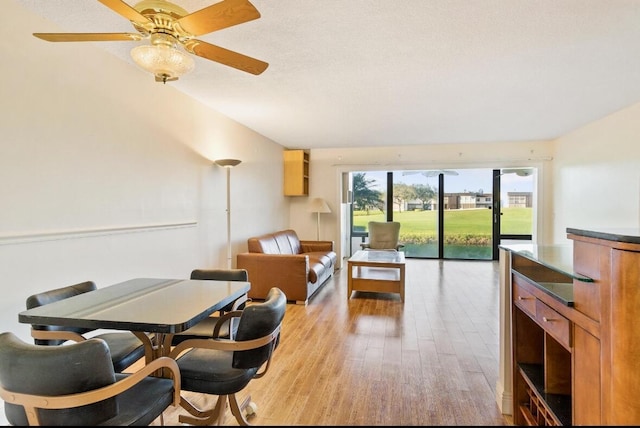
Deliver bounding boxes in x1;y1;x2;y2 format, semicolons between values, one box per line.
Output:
347;261;405;302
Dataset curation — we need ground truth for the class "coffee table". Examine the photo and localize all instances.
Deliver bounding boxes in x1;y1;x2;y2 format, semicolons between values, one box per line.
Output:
347;250;405;302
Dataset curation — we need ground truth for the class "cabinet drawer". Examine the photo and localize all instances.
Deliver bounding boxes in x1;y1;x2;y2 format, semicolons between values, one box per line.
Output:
536;300;571;349
513;280;537;318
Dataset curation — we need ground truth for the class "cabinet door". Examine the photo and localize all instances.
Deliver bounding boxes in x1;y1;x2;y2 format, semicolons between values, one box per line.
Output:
609;249;640;424
573;325;601;425
283;150;309;196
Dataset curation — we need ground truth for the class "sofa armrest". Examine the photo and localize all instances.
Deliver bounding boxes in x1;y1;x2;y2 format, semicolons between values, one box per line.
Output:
300;240;334;253
237;253;311;301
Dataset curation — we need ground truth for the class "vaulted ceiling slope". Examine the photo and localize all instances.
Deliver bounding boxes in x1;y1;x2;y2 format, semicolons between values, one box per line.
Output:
14;0;640;149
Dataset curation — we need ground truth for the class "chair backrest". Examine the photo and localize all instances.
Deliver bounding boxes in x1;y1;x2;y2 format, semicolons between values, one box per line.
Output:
367;221;401;250
0;332;117;426
190;268;248;282
190;269;249;312
25;281;97;345
233;287;286;369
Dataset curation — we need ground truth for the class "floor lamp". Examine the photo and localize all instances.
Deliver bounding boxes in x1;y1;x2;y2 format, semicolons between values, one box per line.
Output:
215;158;241;268
309;197;331;241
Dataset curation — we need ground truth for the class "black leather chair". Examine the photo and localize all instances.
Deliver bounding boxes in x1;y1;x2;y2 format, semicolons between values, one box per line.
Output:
26;281;146;373
169;287;286;425
171;268;249;345
0;331;180;426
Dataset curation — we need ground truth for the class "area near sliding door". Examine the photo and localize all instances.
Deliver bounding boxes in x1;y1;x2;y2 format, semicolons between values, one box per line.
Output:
348;167;534;261
395;168;494;260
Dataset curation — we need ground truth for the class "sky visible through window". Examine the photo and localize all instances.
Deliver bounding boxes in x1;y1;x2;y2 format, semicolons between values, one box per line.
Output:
358;169;533;206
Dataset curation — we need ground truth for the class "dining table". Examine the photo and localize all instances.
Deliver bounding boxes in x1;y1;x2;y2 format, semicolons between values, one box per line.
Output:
18;277;251;364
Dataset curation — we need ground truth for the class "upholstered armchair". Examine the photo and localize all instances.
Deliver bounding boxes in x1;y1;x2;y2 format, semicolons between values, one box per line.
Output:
360;221;405;251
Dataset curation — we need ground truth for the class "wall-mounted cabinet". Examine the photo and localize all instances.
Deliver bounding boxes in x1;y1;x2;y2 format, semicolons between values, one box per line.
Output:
283;150;309;196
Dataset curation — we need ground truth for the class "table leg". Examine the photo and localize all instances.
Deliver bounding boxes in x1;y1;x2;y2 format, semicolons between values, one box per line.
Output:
347;261;353;299
132;331;156;364
399;264;405;302
132;331;175;377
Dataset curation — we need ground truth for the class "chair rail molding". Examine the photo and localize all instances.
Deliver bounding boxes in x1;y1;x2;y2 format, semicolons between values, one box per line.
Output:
0;221;197;246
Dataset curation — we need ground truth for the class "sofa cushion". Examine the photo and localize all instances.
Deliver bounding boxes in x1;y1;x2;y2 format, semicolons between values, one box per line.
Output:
285;230;302;254
274;231;296;254
248;230;304;255
248;235;279;254
307;252;333;270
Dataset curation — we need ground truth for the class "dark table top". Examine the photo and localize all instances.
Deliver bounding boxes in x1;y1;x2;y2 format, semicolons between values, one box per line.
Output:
566;227;640;244
19;277;250;334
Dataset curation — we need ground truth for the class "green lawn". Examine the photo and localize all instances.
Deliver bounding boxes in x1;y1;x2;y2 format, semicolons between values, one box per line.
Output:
353;207;531;258
353;207;532;243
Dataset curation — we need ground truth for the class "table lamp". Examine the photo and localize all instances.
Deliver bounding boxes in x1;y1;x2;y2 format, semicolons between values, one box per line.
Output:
309;197;331;240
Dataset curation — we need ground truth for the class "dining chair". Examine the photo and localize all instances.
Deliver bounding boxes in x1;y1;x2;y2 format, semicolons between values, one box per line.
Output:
360;221;405;251
0;331;180;426
171;268;249;345
169;287;286;426
25;281;147;373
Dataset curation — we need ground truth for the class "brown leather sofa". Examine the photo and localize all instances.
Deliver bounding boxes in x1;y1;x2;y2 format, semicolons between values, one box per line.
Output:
236;229;337;305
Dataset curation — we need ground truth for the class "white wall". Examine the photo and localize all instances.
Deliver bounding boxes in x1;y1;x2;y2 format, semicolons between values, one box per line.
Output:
552;102;640;243
0;2;288;348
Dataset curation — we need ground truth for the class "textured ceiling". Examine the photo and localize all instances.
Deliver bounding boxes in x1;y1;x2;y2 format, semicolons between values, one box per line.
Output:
14;0;640;149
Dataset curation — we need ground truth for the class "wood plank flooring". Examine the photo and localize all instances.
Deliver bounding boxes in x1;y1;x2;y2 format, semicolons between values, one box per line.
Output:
150;258;512;426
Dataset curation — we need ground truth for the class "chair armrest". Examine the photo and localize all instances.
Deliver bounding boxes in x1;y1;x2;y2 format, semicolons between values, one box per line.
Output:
0;356;181;424
212;310;243;339
168;325;281;358
300;240;334;252
231;294;249;311
31;329;86;343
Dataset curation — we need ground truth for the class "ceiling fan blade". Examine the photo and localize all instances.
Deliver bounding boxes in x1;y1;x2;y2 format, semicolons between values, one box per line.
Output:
97;0;152;25
186;39;268;75
402;169;459;178
176;0;261;37
33;32;144;42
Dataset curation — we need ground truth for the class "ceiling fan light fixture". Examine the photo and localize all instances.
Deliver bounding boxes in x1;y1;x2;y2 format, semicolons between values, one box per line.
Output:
130;34;194;83
32;1;267;78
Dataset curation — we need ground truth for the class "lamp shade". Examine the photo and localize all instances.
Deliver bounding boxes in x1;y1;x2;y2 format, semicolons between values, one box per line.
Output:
215;159;242;168
309;198;331;213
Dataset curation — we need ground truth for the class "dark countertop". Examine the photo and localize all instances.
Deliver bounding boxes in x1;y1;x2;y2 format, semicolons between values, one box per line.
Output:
566;227;640;244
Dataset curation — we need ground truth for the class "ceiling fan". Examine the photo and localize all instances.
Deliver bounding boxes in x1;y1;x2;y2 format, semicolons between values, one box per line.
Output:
500;168;533;177
402;169;459;178
32;0;268;83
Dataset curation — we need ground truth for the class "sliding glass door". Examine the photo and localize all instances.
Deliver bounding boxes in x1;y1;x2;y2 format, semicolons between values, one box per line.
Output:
392;169;494;259
350;171;388;254
497;168;534;245
392;170;439;257
349;167;535;260
442;169;494;260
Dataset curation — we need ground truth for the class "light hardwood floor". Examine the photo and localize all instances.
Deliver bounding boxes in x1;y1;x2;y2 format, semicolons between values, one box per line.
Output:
150;258;513;426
